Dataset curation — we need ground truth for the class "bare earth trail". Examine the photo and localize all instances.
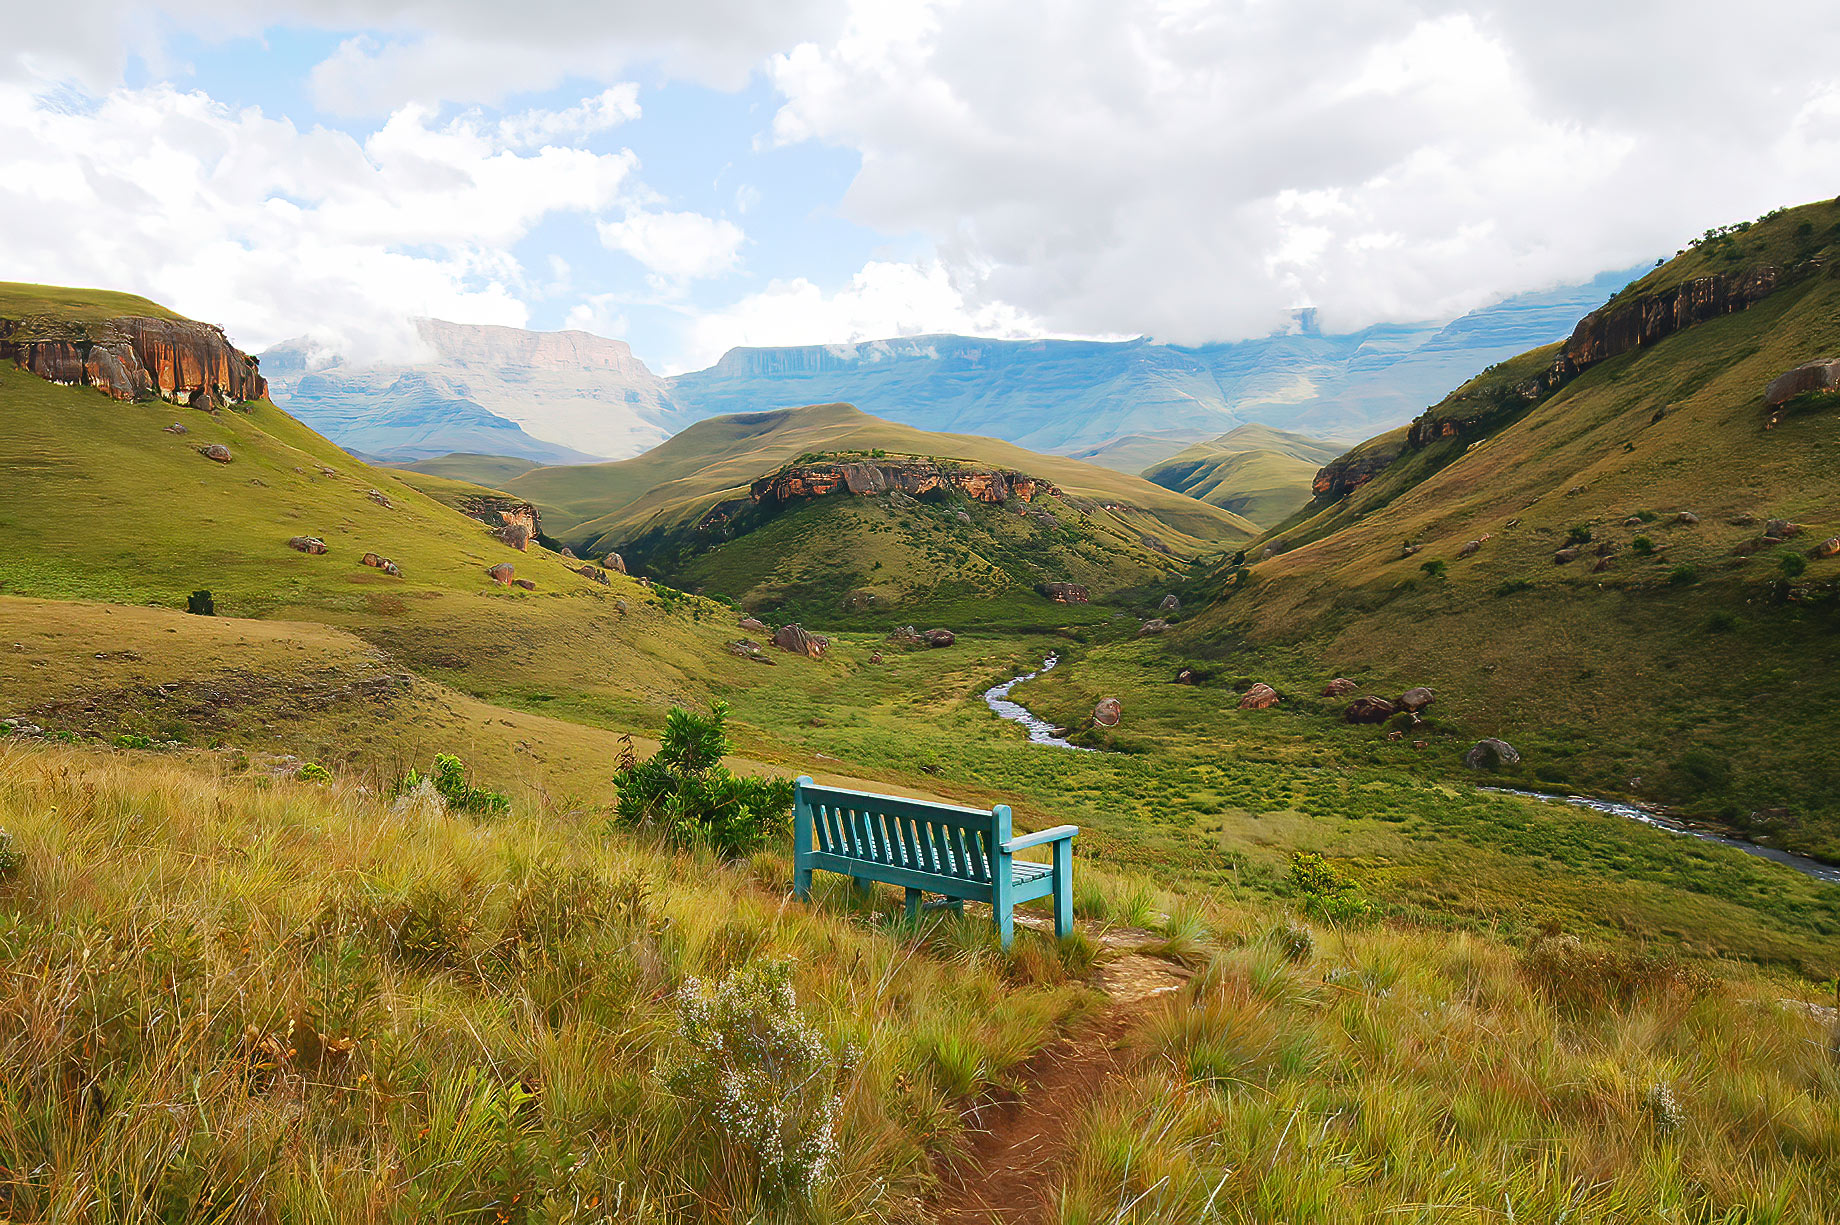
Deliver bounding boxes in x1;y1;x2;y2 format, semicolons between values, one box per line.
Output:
930;923;1191;1225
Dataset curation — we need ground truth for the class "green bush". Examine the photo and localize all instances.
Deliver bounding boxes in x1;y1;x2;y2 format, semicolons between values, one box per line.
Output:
297;761;332;784
1419;559;1447;579
1631;535;1655;556
1667;564;1699;586
185;589;214;616
1286;852;1373;924
1492;579;1534;597
400;753;510;817
611;703;796;857
1779;550;1808;579
1566;524;1593;546
115;732;154;750
663;961;842;1201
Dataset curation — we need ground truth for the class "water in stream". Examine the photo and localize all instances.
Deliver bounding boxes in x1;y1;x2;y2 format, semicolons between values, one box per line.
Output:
982;653;1093;751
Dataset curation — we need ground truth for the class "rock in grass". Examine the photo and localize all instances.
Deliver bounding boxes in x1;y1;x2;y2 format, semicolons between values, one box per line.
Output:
1322;677;1358;697
485;563;515;586
1464;738;1521;770
1763;357;1840;407
923;629;956;648
1138;618;1170;636
1554;547;1581;564
1238;683;1280;710
1093;697;1123;728
511;578;536;591
366;488;392;509
164;422;188;434
1160;594;1182;613
886;625;926;647
1810;536;1840;559
287;536;327;554
1397;687;1435;713
602;552;627;574
576;565;610;586
1036;582;1090;604
1458;539;1481;557
199;444;232;463
1674;510;1700;525
738;616;771;634
1765;519;1804;540
1344;696;1396;724
773;623;829;659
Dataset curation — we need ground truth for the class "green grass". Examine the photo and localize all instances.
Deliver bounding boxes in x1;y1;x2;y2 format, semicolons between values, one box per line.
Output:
1142;447;1323;526
0;280;186;330
393;452;543;489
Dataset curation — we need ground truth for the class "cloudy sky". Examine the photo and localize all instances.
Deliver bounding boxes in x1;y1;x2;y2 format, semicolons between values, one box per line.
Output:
3;1;1837;372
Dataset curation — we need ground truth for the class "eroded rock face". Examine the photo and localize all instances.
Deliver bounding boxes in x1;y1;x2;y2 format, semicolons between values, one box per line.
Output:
1238;683;1280;710
1037;582;1090;604
1464;738;1521;770
1313;438;1407;499
602;552;627;574
1;314;266;406
773;623;829;658
1765;358;1840;407
1093;697;1123;728
1344;696;1397;724
457;495;541;552
751;460;1057;507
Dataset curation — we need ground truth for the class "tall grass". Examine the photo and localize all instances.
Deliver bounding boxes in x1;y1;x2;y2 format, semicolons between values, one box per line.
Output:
0;744;1087;1222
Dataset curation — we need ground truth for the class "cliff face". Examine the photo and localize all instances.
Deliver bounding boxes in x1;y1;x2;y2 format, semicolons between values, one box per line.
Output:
2;315;266;407
750;460;1057;507
1313;434;1408;498
457;494;541;550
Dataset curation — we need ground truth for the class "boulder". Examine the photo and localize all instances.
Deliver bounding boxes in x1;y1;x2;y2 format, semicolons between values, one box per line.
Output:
1238;683;1280;710
1159;594;1182;613
1464;738;1521;770
1138;619;1170;636
381;560;401;577
1458;540;1481;558
366;489;392;509
738;616;771;634
727;639;775;664
511;578;536;591
1727;512;1759;527
923;629;956;648
954;510;972;524
869;651;884;664
887;625;927;647
1036;582;1091;604
1763;357;1840;407
199;444;232;464
1623;516;1645;527
1674;510;1700;525
773;623;829;659
287;536;327;554
1344;696;1397;724
1553;547;1580;564
164;422;188;434
1322;678;1358;697
361;553;385;568
602;552;627;574
1765;519;1803;540
1093;697;1123;728
559;547;577;559
1396;686;1435;713
1401;543;1422;558
1810;536;1840;559
495;523;532;550
485;563;515;586
576;565;610;586
1174;668;1200;686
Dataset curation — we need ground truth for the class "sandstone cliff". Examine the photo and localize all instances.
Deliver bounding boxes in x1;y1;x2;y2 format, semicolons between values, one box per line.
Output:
2;314;266;407
457;494;542;550
750;459;1058;507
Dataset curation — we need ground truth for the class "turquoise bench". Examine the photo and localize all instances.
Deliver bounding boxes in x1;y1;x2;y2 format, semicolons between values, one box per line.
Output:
791;776;1077;947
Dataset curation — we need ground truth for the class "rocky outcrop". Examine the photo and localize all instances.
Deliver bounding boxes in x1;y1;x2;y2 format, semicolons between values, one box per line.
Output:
1764;357;1840;408
751;460;1058;507
1238;683;1280;710
1312;436;1407;499
1464;738;1521;770
287;536;327;554
602;552;627;574
457;495;541;551
2;314;265;406
773;623;829;658
1344;696;1396;724
1036;582;1090;604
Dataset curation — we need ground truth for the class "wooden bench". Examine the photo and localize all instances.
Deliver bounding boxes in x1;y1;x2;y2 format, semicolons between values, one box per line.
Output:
791;776;1077;947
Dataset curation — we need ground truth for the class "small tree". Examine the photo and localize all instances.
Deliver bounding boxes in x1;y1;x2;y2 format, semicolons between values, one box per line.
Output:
400;753;509;816
1779;550;1808;579
612;703;795;857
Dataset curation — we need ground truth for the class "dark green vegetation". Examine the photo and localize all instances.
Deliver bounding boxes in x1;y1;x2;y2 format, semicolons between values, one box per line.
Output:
1141;423;1341;525
1222;196;1840;860
611;702;796;856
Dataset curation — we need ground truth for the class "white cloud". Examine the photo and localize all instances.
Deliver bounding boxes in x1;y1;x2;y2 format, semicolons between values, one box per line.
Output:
598;210;746;286
0;81;637;359
678;259;1052;372
767;0;1840;345
496;85;641;148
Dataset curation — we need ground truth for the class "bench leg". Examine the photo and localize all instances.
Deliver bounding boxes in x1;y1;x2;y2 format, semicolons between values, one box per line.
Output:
851;876;874;903
904;887;921;923
1053;839;1074;941
995;902;1014;949
793;858;812;902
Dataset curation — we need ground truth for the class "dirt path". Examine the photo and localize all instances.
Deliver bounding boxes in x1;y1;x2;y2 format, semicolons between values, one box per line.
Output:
929;928;1191;1225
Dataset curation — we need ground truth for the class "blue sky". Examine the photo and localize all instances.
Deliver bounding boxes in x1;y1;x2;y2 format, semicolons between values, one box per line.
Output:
3;2;1837;372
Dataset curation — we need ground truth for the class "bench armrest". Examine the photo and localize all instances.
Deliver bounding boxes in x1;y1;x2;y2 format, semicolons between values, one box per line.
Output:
1002;824;1079;853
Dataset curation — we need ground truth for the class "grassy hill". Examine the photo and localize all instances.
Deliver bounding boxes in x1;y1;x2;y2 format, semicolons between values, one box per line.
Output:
1191;196;1840;859
1063;430;1214;473
396;451;542;488
0;281;185;327
1141;424;1342;526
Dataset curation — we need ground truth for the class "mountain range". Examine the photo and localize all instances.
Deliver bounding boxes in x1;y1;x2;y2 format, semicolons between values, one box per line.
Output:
262;266;1644;465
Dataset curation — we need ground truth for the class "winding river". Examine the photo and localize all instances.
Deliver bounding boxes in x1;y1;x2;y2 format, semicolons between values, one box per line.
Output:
983;657;1840;886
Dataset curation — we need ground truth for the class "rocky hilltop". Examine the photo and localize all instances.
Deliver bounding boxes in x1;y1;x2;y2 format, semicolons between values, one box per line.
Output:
2;314;265;407
750;459;1057;507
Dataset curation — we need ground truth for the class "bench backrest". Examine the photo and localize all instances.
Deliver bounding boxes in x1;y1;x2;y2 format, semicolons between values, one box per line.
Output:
795;778;1011;885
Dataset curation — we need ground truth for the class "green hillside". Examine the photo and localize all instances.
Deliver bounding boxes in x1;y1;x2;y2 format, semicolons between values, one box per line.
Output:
1063;430;1212;472
0;280;185;327
1193;196;1840;859
395;451;542;488
1142;423;1340;525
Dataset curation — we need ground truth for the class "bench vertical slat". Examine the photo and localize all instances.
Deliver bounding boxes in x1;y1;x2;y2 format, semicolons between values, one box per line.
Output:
909;816;934;872
927;820;953;876
950;826;974;881
813;802;834;854
883;811;905;865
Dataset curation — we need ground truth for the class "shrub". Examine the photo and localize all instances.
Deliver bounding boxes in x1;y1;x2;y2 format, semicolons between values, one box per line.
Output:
1419;559;1447;579
1286;852;1373;924
399;753;509;817
1493;579;1534;597
1705;611;1740;634
1779;550;1808;579
1666;564;1699;586
1518;932;1711;1015
611;704;796;857
663;961;842;1201
297;761;332;784
1566;524;1593;546
1631;536;1655;555
186;589;214;616
0;828;21;880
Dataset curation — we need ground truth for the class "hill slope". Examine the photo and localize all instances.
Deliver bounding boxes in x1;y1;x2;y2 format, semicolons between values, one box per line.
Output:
1142;424;1342;525
1198;196;1840;858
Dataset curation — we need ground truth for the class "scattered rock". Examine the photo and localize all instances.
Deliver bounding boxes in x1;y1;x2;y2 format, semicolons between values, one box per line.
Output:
1592;557;1613;573
164;422;188;434
869;651;884;664
1674;510;1700;525
485;563;515;586
381;561;401;576
576;565;610;586
1138;619;1170;636
954;510;972;525
1036;582;1091;604
923;628;957;648
1464;738;1521;770
773;623;829;659
887;625;927;648
1763;357;1840;407
1344;696;1397;724
1402;543;1422;558
1159;594;1182;613
1093;697;1123;728
286;536;327;554
1727;512;1758;527
1553;547;1581;564
1322;678;1358;697
361;553;384;568
1765;519;1804;540
602;552;627;574
1810;536;1840;559
1396;687;1435;713
559;547;577;559
738;616;771;634
727;639;776;664
366;489;392;509
1458;540;1481;557
511;578;536;591
199;444;232;463
1624;515;1645;527
1238;683;1280;710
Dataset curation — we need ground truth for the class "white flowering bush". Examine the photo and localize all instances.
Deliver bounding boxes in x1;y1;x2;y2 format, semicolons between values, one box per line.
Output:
664;960;842;1201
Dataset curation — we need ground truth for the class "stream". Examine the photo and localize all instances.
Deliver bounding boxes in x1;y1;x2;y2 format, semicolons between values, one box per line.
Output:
984;658;1840;886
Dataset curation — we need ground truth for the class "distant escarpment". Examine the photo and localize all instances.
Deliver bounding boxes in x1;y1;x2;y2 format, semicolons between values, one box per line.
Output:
2;315;266;407
751;459;1058;508
1312;429;1409;499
